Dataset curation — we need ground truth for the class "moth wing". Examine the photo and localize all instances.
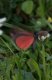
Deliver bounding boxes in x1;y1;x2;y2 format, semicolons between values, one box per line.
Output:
16;35;34;50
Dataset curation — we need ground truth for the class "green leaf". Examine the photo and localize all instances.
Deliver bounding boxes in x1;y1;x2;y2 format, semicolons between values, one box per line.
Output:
0;76;3;80
3;34;19;50
27;59;41;80
46;64;51;80
0;38;14;54
12;69;23;80
22;71;36;80
21;1;34;15
40;46;46;73
13;69;36;80
38;0;45;17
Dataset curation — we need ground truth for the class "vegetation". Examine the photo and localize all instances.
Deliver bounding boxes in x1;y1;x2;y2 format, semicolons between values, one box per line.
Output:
0;0;52;80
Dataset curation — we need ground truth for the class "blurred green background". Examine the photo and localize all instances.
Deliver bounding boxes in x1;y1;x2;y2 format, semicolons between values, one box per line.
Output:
0;0;52;80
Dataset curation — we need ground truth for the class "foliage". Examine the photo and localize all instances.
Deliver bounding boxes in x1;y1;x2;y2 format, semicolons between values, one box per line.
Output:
0;0;52;80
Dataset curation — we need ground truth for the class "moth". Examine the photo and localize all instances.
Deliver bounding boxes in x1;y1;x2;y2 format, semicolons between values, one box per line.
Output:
10;27;51;50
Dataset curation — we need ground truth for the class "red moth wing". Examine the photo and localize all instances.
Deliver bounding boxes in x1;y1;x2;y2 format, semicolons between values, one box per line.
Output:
16;35;34;50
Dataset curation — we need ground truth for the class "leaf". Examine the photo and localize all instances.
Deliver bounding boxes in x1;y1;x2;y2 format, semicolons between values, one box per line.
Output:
22;70;36;80
12;69;36;80
40;46;46;73
0;76;3;80
21;1;34;15
46;64;50;80
12;69;23;80
27;59;41;80
3;34;19;50
47;55;52;61
0;38;14;54
37;0;45;17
